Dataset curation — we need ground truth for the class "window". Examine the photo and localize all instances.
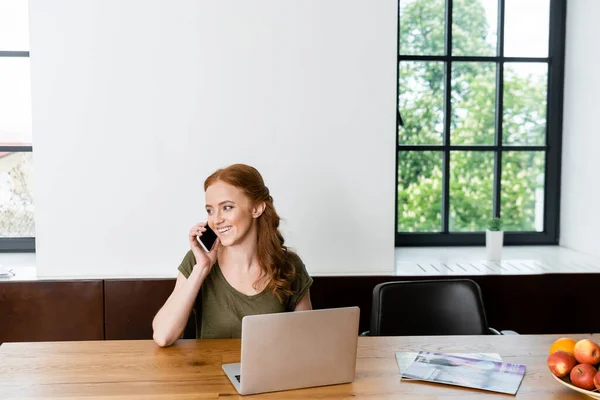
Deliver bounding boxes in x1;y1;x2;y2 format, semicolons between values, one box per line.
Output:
396;0;566;246
0;0;34;251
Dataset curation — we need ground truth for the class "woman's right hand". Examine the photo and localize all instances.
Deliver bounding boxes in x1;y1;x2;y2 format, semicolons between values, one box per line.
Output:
189;222;220;276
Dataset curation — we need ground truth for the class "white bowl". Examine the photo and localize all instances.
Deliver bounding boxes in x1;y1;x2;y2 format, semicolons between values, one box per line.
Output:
552;374;600;399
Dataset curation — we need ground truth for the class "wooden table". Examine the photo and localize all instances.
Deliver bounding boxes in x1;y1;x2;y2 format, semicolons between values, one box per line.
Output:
0;334;598;399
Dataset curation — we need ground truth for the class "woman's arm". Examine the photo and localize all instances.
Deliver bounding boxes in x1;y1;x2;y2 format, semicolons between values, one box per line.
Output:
152;267;210;347
294;289;313;311
153;223;220;347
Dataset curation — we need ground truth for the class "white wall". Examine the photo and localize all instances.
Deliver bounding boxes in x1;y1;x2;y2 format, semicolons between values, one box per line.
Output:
29;0;397;277
560;0;600;257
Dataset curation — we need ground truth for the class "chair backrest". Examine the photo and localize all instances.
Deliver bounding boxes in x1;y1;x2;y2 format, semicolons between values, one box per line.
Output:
369;279;489;336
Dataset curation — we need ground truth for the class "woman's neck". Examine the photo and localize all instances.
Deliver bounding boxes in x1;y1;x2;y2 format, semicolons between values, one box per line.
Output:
219;226;260;273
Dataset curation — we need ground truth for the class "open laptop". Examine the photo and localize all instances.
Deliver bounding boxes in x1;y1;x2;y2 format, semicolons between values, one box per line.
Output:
222;306;360;395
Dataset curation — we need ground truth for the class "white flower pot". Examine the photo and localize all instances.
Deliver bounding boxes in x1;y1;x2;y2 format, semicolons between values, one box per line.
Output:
486;230;504;261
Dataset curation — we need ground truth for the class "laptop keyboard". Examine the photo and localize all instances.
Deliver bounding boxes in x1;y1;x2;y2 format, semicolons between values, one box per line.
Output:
235;374;241;383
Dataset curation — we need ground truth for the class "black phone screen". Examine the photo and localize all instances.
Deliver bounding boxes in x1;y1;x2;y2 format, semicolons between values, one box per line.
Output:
198;224;218;252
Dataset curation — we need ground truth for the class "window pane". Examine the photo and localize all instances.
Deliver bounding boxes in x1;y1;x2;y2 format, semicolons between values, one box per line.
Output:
0;0;30;51
449;151;494;232
451;62;496;145
399;61;444;145
504;0;550;57
0;152;34;237
398;151;442;232
453;0;498;56
399;0;445;56
501;151;545;232
0;58;32;146
503;63;547;145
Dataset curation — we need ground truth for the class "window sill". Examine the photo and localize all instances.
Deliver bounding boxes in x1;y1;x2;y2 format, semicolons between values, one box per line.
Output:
395;245;600;275
1;245;599;280
0;252;36;281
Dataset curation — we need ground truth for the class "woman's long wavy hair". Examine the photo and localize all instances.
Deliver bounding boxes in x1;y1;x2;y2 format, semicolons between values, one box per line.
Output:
204;164;295;302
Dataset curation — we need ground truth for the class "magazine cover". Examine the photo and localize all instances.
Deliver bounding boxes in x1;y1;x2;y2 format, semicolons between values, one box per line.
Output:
402;351;526;395
395;352;502;378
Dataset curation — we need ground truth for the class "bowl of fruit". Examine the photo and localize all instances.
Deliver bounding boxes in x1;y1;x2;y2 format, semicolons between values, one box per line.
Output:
547;337;600;399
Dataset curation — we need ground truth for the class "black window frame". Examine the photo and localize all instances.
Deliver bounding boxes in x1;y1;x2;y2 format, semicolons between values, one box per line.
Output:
0;50;35;253
395;0;567;247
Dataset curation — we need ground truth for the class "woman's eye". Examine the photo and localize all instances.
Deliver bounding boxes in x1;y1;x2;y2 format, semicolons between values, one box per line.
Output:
224;206;233;211
206;209;213;215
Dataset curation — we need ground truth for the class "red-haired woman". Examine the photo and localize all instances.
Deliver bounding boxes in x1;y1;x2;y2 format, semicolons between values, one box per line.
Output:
152;164;313;346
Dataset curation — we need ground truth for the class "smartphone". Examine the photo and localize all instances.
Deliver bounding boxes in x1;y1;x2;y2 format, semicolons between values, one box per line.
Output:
197;224;218;252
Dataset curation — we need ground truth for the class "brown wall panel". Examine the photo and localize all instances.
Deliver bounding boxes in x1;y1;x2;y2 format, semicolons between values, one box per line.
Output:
4;273;598;343
104;279;176;340
311;276;390;334
311;274;600;335
476;274;600;335
0;280;104;343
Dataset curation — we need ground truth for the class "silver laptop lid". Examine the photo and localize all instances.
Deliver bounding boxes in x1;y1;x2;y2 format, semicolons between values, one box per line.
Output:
239;307;360;395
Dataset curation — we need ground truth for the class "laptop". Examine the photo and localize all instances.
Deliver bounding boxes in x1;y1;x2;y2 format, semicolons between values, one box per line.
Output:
222;306;360;395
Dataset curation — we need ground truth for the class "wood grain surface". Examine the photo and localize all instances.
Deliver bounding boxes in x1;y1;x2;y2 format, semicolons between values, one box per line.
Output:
1;334;598;399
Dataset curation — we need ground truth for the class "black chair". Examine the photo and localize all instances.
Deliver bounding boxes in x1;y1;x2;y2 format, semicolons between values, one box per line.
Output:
362;279;516;336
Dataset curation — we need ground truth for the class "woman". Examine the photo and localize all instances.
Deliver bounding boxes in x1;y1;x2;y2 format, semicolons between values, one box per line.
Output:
152;164;313;346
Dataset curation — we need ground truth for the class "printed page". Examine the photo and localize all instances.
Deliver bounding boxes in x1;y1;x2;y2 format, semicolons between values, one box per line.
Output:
396;352;502;376
401;351;526;395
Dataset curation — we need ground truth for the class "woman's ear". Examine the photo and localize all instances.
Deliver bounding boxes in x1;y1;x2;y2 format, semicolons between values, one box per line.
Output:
252;201;266;218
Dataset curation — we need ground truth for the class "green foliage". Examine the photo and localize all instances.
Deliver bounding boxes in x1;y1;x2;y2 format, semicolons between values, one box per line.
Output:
397;0;546;233
487;217;502;231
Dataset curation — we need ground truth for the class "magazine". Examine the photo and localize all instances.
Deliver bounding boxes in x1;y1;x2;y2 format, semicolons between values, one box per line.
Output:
401;351;526;395
395;352;503;377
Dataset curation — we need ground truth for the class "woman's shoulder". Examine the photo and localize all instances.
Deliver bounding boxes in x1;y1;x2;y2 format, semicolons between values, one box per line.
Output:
285;249;309;275
284;249;311;280
284;249;312;310
178;250;220;280
284;248;304;266
177;250;196;278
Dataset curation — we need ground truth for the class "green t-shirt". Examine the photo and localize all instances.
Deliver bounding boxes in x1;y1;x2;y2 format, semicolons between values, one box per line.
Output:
177;250;313;339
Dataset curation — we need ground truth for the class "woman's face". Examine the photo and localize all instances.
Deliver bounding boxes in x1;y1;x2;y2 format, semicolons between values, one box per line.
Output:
205;181;257;247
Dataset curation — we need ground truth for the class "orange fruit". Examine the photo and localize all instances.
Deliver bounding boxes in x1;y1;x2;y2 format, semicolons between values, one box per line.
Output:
549;337;577;355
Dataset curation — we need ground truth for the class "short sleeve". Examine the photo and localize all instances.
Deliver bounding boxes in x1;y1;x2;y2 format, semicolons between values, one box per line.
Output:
286;252;313;311
177;250;197;279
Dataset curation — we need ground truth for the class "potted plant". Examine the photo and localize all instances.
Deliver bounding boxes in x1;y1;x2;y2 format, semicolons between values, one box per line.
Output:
486;217;503;261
